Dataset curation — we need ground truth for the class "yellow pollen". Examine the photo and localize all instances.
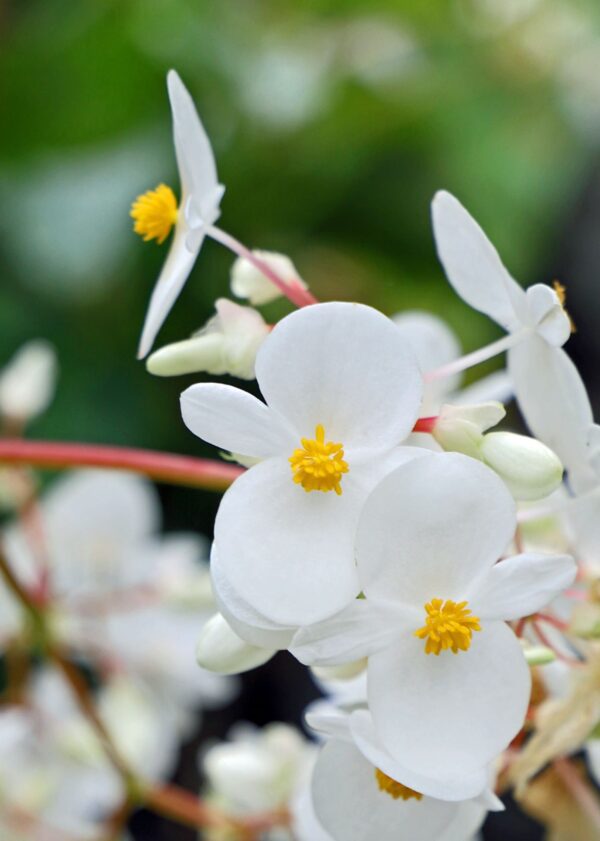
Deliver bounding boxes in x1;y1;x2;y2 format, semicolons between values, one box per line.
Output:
414;598;481;656
289;424;348;495
553;280;576;333
374;768;423;801
130;184;178;244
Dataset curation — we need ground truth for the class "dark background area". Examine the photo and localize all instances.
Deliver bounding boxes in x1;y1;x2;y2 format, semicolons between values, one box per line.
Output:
2;1;600;837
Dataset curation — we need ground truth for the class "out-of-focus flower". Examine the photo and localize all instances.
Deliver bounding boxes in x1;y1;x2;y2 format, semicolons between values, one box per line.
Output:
0;340;57;425
230;251;307;307
201;722;316;840
306;703;493;841
3;470;234;716
147;298;270;379
293;453;575;799
181;302;423;627
133;70;224;358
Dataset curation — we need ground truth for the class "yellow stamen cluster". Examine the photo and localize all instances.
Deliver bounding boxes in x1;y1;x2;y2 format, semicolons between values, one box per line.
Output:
289;424;348;495
414;598;481;655
130;184;178;244
374;768;423;801
553;280;576;333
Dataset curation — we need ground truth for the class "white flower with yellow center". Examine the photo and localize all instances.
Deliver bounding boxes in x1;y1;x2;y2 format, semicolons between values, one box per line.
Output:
304;703;494;841
131;70;224;359
292;453;575;799
180;302;423;626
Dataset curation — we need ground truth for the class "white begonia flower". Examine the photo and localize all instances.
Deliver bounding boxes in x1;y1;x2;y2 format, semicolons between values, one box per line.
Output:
147;298;270;379
2;470;233;713
181;302;423;626
231;251;308;307
305;704;492;841
0;340;57;423
431;191;574;422
292;453;575;799
201;722;316;820
133;70;225;359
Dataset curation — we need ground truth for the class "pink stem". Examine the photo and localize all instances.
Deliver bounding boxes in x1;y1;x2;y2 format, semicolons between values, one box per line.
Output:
413;416;438;434
0;440;243;491
207;226;318;308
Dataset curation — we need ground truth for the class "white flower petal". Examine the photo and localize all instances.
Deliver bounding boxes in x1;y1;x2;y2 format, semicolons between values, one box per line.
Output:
368;622;530;777
137;225;200;359
180;382;295;458
468;553;576;621
525;284;570;347
454;370;513;406
349;709;490;803
254;302;423;450
211;545;296;650
356;453;516;605
312;739;485;841
291;600;413;667
509;337;594;486
432;191;525;333
167;70;221;216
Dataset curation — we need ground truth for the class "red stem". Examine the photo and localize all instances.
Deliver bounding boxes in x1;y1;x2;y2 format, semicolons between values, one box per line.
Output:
413;416;438;434
0;440;242;490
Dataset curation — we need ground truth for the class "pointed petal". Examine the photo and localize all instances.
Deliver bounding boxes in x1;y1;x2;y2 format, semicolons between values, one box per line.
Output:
432;191;525;332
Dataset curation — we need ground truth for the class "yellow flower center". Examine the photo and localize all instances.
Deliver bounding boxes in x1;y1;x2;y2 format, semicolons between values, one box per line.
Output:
289;424;348;495
414;598;481;656
374;768;423;801
553;280;576;333
130;184;178;244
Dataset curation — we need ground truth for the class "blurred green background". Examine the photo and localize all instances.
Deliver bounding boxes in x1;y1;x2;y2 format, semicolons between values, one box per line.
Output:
3;2;600;838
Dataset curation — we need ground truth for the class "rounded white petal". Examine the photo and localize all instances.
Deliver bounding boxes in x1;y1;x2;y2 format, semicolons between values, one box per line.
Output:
312;739;486;841
468;552;576;622
231;250;307;306
356;453;516;605
431;191;526;333
254;302;423;451
214;458;362;625
196;613;275;675
368;622;530;777
524;284;571;347
137;225;200;359
180;382;296;458
0;340;58;421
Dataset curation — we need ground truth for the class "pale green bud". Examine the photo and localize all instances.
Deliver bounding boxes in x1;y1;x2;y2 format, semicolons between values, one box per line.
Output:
196;613;275;675
432;402;505;459
480;432;563;501
230;250;307;306
523;645;556;666
147;299;269;379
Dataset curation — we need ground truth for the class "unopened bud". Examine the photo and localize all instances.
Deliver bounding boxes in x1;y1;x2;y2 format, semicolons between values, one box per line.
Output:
522;645;556;666
196;613;275;675
147;299;269;379
432;402;505;459
0;340;58;423
480;432;563;501
230;251;307;306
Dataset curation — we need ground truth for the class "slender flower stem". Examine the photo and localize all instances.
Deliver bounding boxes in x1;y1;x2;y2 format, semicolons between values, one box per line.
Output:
413;416;438;434
207;225;318;308
425;328;531;382
0;440;243;491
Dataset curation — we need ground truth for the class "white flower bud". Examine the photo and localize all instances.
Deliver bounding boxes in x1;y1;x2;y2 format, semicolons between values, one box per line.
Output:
196;613;275;675
230;250;307;306
146;299;269;379
480;432;564;501
432;402;505;459
0;340;57;423
521;642;556;666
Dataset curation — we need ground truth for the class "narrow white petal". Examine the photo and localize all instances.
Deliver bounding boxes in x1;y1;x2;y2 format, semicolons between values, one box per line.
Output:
468;552;576;622
181;382;295;458
196;613;275;675
432;191;525;332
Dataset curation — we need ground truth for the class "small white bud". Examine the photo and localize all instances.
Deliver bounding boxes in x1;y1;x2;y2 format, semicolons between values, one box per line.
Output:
147;299;269;379
0;340;58;423
522;645;556;666
480;432;564;501
230;250;307;306
432;402;505;459
196;613;275;675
